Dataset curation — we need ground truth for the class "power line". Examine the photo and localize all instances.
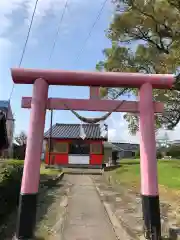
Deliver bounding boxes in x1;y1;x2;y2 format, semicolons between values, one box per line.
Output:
48;0;69;63
76;0;108;63
8;0;39;102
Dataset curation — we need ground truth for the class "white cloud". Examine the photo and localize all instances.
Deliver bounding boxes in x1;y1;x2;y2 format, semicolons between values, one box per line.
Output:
0;38;12;59
0;0;100;33
0;38;12;99
0;0;66;34
108;128;116;140
0;0;108;55
0;0;97;97
107;113;180;143
0;0;66;99
107;113;139;143
157;125;180;141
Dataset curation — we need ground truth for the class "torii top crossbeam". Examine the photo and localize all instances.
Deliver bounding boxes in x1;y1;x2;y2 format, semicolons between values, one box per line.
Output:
11;68;174;89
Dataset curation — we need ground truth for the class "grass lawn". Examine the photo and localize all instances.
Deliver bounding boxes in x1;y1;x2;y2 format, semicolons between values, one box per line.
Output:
40;163;61;176
0;159;61;177
107;159;180;191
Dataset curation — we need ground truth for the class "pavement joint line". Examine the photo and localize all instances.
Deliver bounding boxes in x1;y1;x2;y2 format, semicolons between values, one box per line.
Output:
93;179;140;240
92;180;120;240
51;188;70;239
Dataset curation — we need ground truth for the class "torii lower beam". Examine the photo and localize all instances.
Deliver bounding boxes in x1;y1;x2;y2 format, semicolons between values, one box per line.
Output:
21;97;164;113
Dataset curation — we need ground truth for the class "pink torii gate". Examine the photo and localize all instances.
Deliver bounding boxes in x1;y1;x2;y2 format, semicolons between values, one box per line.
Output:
11;68;174;240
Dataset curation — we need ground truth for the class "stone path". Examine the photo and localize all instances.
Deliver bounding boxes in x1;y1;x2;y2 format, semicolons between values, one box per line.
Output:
61;175;117;240
32;172;180;239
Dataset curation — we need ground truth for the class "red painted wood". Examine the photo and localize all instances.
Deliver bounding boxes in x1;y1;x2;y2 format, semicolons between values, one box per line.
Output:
11;68;174;89
45;152;49;164
44;139;103;165
54;153;68;165
90;87;99;99
45;152;68;165
90;154;103;165
22;97;164;113
90;141;103;165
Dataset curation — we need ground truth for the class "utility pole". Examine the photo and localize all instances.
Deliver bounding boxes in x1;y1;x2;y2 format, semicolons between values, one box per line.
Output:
48;110;53;165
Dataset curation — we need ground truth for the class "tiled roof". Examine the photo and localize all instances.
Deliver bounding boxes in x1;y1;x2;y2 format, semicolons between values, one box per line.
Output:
44;123;108;140
170;140;180;145
0;101;9;110
112;142;139;151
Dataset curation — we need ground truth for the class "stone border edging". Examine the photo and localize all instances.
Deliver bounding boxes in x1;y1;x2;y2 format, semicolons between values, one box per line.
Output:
95;185;134;240
39;172;64;192
94;179;146;240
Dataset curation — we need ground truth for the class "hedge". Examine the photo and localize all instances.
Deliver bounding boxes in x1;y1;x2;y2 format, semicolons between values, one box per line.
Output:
167;145;180;158
0;163;23;225
0;160;61;232
135;149;162;159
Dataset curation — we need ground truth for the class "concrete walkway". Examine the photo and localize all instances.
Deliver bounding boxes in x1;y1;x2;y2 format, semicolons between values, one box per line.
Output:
61;175;117;240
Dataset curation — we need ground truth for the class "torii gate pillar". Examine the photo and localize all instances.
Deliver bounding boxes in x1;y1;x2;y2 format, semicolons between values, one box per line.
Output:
139;82;161;239
16;79;48;239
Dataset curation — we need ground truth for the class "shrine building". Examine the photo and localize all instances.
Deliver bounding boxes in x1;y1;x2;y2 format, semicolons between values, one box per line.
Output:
44;123;108;168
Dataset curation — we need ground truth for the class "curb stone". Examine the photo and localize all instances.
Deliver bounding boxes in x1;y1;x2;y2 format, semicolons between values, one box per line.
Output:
95;185;145;240
51;195;68;240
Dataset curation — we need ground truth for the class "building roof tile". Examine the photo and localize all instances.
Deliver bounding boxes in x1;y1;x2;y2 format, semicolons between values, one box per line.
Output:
112;142;139;151
0;101;9;110
44;123;108;140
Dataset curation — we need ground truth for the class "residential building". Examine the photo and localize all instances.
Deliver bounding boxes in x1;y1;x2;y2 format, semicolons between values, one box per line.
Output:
0;101;15;158
111;142;139;159
169;140;180;146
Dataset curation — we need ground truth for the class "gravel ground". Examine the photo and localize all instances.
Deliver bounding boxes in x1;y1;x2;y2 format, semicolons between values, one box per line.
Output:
0;174;67;240
92;173;180;240
35;176;70;240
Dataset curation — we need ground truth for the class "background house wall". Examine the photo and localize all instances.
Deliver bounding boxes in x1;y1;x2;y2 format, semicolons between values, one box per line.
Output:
118;150;136;158
112;142;139;159
6;105;14;158
103;142;139;165
103;142;113;164
0;101;14;158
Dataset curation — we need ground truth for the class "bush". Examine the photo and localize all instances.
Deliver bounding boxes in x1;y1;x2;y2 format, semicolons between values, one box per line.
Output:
7;159;24;165
0;163;23;225
156;151;163;159
167;145;180;158
135;149;140;158
135;149;162;159
13;144;26;160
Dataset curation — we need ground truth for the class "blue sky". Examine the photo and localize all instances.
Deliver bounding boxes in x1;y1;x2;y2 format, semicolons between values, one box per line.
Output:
0;0;177;142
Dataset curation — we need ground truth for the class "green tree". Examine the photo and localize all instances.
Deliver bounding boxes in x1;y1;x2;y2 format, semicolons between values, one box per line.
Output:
15;131;27;147
135;149;140;158
97;0;180;134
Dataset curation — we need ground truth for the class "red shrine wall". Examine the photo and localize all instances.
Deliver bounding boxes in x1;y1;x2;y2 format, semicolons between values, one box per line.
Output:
44;139;104;165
